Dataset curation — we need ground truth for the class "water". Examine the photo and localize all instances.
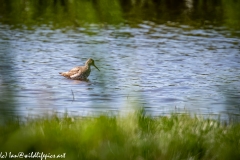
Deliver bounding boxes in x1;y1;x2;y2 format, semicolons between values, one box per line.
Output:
0;22;240;118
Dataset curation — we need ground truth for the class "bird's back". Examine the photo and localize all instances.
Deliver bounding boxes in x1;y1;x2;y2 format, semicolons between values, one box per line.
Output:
60;66;90;80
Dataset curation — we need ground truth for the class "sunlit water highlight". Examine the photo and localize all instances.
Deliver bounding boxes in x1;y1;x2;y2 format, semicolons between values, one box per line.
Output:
0;22;240;119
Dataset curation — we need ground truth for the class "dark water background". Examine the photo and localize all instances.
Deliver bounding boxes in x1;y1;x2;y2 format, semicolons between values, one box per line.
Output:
0;0;240;121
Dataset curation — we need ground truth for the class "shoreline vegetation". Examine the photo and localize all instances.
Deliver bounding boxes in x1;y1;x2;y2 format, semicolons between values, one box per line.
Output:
0;0;239;31
1;110;240;160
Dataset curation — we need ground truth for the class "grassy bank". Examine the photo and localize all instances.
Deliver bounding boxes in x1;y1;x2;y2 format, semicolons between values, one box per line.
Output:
0;111;240;160
0;0;240;30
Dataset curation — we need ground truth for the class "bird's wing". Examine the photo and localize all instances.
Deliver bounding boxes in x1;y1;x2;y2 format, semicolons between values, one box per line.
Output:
60;66;82;78
68;66;81;72
70;69;82;79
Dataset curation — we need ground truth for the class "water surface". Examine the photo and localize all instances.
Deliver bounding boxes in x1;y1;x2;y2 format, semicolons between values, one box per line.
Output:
0;22;239;119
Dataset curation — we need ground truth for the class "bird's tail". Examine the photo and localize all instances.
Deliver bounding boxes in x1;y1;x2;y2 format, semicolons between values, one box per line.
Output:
59;72;70;78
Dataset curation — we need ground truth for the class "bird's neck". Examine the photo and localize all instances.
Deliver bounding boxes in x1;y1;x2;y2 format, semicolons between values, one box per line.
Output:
85;64;91;69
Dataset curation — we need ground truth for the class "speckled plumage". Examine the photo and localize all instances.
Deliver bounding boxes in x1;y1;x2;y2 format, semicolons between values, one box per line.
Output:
59;58;100;80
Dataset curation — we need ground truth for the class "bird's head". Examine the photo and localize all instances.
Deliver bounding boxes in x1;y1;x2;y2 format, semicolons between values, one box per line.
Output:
86;58;100;71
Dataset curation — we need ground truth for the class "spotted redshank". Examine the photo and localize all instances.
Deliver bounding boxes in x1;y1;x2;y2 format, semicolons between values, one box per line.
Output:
59;58;100;80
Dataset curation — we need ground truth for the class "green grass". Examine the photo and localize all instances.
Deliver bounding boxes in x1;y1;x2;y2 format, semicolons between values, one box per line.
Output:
1;0;240;30
0;110;240;160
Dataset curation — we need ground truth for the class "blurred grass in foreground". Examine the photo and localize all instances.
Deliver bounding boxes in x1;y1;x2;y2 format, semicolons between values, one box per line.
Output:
0;110;240;160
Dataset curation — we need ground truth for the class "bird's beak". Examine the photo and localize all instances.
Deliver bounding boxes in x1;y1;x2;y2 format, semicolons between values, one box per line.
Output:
93;64;100;71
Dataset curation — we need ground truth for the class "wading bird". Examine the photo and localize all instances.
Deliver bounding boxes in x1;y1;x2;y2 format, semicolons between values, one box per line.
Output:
59;58;100;80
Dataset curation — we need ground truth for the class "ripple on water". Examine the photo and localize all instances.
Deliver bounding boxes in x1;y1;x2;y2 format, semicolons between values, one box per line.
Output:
0;23;240;117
